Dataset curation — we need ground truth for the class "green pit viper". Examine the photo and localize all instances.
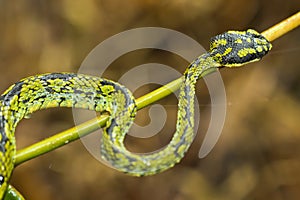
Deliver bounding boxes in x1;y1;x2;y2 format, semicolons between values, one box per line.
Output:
0;29;271;199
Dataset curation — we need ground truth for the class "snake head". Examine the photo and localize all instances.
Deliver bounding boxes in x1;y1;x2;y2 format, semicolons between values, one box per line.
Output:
209;29;272;67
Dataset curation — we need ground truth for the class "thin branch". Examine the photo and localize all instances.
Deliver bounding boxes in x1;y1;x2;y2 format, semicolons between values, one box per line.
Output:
261;11;300;42
14;11;300;166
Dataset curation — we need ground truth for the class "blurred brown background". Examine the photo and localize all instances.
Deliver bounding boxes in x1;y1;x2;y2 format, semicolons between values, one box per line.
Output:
0;1;300;200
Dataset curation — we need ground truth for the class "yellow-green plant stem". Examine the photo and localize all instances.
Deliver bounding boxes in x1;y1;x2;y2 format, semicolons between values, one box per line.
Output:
14;11;300;166
261;11;300;42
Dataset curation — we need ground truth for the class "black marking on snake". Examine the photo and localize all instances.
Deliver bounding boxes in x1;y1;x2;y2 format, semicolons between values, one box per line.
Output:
1;81;24;106
182;83;193;126
105;118;118;141
103;80;134;108
41;73;77;81
173;125;189;157
0;175;4;186
0;118;8;153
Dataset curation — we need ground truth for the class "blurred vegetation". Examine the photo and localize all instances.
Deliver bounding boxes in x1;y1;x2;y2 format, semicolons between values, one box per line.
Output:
0;1;299;200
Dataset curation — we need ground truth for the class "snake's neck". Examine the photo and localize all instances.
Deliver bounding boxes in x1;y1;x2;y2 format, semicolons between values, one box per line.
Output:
184;53;220;82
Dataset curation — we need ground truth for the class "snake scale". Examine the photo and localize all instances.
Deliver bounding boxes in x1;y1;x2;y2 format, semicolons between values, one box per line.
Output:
0;29;271;199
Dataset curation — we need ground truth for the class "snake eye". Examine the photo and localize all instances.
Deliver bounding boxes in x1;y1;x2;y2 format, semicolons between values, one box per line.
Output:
0;175;4;186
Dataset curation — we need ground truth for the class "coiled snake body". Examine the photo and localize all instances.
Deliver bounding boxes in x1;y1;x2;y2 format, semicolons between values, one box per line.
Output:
0;29;271;199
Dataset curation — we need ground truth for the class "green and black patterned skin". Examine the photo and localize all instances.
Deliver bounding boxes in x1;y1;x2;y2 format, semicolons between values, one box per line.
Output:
0;29;271;199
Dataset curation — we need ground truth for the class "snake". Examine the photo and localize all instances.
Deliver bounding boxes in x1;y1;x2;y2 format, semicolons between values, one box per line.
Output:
0;29;271;199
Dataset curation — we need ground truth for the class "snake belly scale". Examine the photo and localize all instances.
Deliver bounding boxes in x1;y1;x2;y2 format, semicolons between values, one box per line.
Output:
0;29;271;199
